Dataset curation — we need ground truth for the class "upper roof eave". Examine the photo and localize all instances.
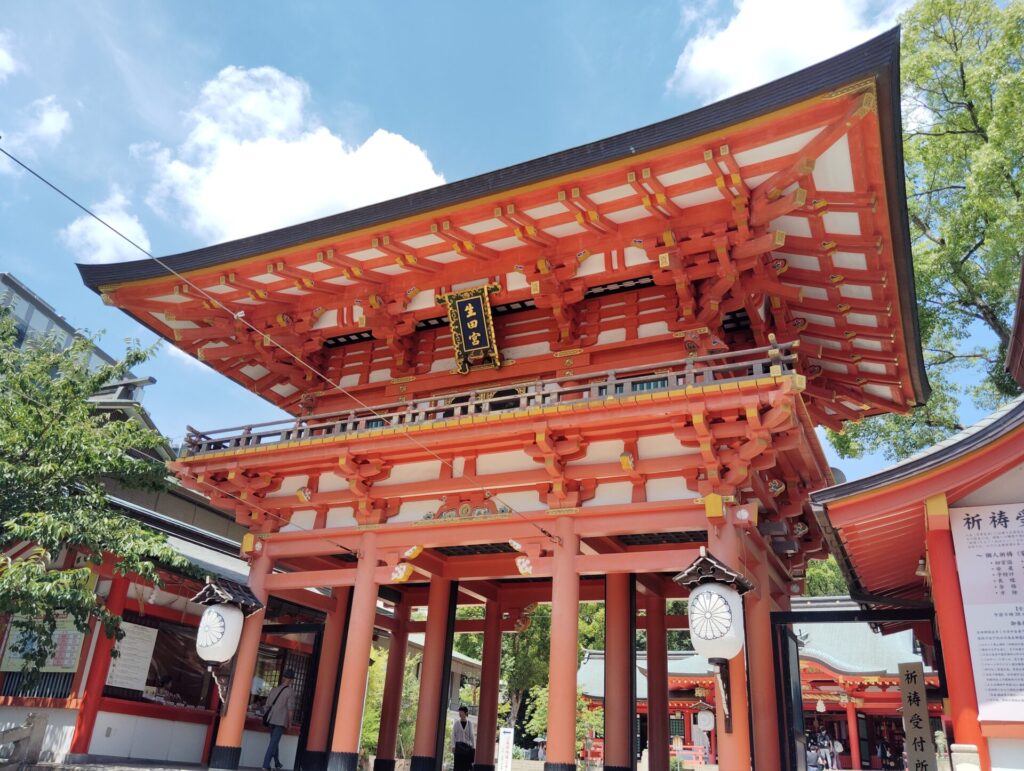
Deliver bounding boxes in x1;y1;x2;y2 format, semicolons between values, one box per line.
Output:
76;27;928;407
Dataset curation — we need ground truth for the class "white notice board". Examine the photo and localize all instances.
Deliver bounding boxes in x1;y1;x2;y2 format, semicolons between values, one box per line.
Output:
105;621;159;691
950;505;1024;721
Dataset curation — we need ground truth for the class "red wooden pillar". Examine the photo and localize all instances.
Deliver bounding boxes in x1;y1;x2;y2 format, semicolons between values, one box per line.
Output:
474;598;502;771
306;589;352;769
209;550;273;771
645;593;669;771
744;554;780;771
545;517;579;771
707;516;752;771
604;573;633;771
69;572;129;758
926;523;990;770
845;700;861;769
375;598;410;771
329;533;380;771
411;575;453;771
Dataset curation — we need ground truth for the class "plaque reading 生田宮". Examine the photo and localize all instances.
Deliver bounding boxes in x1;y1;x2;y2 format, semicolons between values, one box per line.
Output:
437;284;501;374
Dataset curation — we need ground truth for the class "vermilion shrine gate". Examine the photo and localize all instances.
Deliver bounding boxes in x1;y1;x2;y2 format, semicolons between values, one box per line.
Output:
79;30;927;771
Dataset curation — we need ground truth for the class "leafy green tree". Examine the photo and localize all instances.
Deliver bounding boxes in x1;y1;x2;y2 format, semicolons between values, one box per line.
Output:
830;0;1024;461
0;316;188;674
502;604;551;731
523;685;604;754
359;649;422;759
804;556;850;597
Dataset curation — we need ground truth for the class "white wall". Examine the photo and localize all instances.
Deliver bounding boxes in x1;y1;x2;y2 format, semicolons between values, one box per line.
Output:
0;706;77;763
990;738;1024;771
88;710;208;764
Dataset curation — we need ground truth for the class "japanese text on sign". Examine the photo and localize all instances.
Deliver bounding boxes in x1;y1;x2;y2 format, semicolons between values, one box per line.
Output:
950;505;1024;721
898;662;936;771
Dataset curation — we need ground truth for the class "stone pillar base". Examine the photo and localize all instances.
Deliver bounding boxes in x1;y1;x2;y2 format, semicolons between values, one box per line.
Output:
374;758;397;771
950;744;981;771
472;764;495;771
301;749;328;771
410;755;436;771
544;763;578;771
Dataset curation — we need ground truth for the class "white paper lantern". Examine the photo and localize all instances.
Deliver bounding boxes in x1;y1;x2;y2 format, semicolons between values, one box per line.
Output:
696;709;715;732
687;582;745;663
196;603;245;664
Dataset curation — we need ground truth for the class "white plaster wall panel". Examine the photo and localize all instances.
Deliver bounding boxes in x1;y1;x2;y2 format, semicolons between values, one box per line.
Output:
847;312;879;327
166;720;207;764
645;476;699;502
523;202;568;219
480;236;524;251
811;135;855;192
431;357;456;373
452;456;466;477
638;434;688;460
988;738;1024;771
427;250;462;264
792;284;827;300
462;217;504;234
769;215;812;237
150;312;198;330
377;460;442;487
864;383;895;400
624;245;651;266
819;360;850;374
127;715;174;761
852;338;883;351
339;373;361;387
953;462;1024;508
576;251;606;277
585;482;633;507
505;271;530;291
269;475;310;498
405;290;436;312
403;234;444;249
658;163;707;187
742;173;772;188
0;706;76;763
352;304;365;323
89;711;134;758
543;222;587;238
589;184;635;204
583;440;625;464
392;498;445;523
839;284;873;300
476;450;544;476
240;364;271;380
857;361;887;375
271;383;299;398
638;321;670;338
318;472;349;493
297;260;331;273
281;508;317;533
597;328;627;345
671;188;723;208
804;336;842;350
347;247;386;261
606;205;651;224
800;312;836;327
822;211;861;235
491;490;543;513
241;729;297;770
368;368;392;383
502;342;551;360
776;251;820;271
326;506;357;529
733;127;825;167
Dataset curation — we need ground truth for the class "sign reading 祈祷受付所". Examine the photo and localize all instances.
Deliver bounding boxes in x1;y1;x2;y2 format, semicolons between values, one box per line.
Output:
897;662;936;771
949;505;1024;722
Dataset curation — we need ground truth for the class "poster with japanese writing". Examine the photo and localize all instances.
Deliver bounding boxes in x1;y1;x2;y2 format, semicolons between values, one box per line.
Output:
898;662;936;771
105;621;158;691
0;613;86;673
949;505;1024;721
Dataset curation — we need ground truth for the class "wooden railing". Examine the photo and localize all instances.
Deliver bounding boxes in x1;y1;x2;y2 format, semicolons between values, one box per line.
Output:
182;341;797;457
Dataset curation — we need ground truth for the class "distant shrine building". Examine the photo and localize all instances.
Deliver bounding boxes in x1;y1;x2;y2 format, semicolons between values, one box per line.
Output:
75;28;1021;771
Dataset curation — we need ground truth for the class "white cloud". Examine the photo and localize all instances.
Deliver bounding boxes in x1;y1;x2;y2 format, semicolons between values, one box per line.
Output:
667;0;911;102
0;95;72;174
144;65;445;243
0;30;20;83
61;188;152;264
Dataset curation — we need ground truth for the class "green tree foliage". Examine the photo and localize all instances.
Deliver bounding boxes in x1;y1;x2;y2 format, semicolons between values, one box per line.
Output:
0;317;189;674
830;0;1024;461
523;685;603;753
502;604;551;731
360;650;421;759
803;556;850;597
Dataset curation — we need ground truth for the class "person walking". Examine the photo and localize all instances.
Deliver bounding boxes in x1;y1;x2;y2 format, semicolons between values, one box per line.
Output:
452;706;475;771
262;669;296;771
806;742;822;771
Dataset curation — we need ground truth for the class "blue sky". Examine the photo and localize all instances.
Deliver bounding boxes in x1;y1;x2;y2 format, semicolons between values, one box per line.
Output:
1;0;982;481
